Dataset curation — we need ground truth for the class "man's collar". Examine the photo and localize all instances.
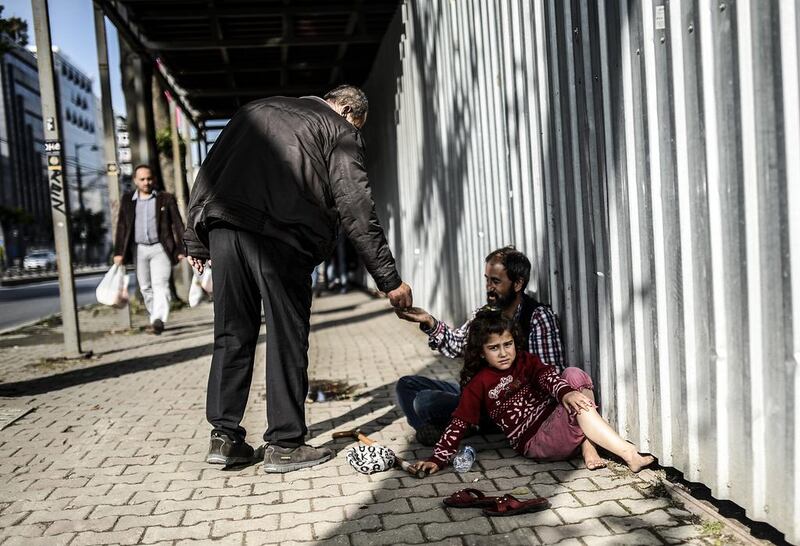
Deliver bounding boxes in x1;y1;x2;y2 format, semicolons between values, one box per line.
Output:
132;189;157;201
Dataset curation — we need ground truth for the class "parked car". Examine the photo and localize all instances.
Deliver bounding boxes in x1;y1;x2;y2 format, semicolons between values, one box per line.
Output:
23;250;57;271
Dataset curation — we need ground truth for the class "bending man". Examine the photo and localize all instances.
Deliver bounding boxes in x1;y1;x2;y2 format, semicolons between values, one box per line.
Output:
185;85;412;473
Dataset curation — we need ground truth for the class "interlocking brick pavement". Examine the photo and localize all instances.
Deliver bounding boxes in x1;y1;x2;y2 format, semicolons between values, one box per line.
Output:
0;291;771;544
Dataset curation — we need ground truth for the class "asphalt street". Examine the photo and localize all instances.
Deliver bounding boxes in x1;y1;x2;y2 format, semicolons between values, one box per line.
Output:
0;272;135;332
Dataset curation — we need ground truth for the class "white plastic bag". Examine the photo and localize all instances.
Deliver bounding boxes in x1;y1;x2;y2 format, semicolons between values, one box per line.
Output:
96;264;129;307
199;267;213;295
188;272;204;307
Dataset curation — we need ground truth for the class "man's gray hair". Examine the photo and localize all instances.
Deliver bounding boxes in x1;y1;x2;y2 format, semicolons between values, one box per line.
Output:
324;84;369;119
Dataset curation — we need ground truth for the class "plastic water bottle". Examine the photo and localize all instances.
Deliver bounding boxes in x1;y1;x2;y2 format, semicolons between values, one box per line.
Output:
452;445;476;473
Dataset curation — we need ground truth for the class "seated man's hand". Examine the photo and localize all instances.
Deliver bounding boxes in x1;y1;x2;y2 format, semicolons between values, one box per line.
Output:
187;255;206;275
412;460;440;475
394;307;435;329
113;255;123;266
387;281;412;308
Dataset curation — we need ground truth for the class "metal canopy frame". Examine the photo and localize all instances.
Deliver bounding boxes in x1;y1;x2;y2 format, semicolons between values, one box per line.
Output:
97;0;400;122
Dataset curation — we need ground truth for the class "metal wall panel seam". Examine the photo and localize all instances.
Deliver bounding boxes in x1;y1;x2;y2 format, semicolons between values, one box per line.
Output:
509;0;534;278
539;0;560;310
499;0;525;253
486;0;512;247
480;0;501;249
528;0;551;303
441;0;458;318
643;0;673;466
621;0;650;450
534;0;558;310
578;0;605;382
669;0;704;482
449;0;471;319
562;0;594;370
697;0;728;487
469;0;490;257
736;0;767;520
596;0;626;429
458;0;481;317
544;0;574;362
778;0;800;540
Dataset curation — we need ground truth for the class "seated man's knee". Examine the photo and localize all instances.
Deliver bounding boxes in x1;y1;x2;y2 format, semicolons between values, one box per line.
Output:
562;366;594;390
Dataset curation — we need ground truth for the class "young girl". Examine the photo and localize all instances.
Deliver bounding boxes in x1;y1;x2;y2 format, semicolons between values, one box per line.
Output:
413;309;655;474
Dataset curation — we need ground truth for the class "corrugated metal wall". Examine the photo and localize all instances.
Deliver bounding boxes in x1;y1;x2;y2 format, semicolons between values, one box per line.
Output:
362;0;800;541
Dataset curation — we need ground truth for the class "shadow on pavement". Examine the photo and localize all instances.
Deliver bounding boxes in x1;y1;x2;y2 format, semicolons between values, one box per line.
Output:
0;333;265;397
310;306;394;332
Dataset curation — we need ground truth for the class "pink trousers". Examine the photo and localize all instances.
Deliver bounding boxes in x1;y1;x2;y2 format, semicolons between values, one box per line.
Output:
524;367;595;461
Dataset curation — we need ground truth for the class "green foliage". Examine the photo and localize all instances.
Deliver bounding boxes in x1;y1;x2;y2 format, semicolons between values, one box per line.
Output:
0;6;29;54
155;127;186;159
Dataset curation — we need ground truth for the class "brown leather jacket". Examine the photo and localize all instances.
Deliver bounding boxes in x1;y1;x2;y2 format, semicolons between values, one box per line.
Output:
114;191;186;265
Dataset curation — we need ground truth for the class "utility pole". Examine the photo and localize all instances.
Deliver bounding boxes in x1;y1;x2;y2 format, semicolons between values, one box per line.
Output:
31;0;83;357
94;1;130;329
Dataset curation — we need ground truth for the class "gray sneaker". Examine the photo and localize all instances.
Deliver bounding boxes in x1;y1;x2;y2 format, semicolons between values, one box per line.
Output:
262;444;333;473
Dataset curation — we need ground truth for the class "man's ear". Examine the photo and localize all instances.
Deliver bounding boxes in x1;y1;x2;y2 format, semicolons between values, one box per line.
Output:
340;104;352;116
513;278;524;293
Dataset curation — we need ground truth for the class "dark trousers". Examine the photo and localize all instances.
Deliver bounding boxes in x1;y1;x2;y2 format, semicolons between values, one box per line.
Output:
206;227;314;444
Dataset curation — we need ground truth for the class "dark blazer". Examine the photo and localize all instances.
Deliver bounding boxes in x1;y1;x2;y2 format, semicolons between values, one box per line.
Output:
114;191;186;265
183;95;401;293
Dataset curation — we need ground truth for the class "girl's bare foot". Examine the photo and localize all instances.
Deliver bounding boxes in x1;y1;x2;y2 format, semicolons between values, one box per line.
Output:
581;440;607;470
624;451;656;473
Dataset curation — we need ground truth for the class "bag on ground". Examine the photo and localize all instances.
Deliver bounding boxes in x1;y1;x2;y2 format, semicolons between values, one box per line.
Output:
345;444;396;474
95;264;129;307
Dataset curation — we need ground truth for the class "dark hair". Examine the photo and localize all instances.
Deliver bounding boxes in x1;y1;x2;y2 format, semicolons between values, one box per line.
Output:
485;246;531;291
133;164;154;178
460;308;523;387
324;84;369;119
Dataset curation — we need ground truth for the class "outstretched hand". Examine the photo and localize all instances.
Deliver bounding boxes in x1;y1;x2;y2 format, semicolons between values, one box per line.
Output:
412;460;440;475
394;307;435;329
386;282;413;308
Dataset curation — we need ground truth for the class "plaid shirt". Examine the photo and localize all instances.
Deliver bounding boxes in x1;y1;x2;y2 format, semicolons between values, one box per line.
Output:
422;302;565;370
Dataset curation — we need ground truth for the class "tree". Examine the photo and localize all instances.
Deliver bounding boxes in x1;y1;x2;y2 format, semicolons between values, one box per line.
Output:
0;6;29;54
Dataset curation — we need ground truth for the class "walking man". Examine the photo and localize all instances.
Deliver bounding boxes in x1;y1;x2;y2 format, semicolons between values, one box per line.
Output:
113;164;185;335
184;85;412;472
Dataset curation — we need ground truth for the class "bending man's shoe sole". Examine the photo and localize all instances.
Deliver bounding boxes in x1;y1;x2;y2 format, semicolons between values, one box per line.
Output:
262;444;333;473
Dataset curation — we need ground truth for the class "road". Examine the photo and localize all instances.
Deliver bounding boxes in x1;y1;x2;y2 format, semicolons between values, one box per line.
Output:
0;273;135;332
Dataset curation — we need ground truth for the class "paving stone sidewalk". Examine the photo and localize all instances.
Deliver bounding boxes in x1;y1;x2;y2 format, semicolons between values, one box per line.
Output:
0;292;769;545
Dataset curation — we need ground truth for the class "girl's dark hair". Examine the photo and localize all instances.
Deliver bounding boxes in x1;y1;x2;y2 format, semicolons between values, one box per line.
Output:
460;308;523;387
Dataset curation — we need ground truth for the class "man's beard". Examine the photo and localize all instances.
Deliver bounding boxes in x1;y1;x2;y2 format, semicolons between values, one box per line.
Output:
486;289;517;310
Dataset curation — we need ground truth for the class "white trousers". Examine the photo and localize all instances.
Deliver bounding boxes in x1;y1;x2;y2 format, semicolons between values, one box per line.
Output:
136;243;172;324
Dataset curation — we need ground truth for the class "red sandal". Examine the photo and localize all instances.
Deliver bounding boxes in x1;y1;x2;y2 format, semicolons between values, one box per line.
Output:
442;488;500;508
482;494;550;516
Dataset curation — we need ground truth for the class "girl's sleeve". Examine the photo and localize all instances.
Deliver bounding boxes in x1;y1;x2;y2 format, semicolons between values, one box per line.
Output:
427;380;483;468
526;352;574;402
427;417;470;468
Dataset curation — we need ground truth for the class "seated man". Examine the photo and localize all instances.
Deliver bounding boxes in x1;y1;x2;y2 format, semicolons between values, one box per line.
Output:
395;246;565;445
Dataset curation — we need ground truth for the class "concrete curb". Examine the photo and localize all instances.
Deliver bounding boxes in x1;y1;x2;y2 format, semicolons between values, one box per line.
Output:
0;266;110;287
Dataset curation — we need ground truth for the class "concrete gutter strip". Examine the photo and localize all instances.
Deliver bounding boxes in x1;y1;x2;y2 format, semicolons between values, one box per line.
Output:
639;468;768;545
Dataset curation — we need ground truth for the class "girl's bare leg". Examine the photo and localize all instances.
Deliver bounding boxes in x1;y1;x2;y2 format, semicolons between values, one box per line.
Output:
575;404;655;472
578;389;607;470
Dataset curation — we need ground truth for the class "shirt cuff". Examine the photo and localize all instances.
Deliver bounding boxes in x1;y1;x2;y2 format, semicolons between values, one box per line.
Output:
419;318;439;335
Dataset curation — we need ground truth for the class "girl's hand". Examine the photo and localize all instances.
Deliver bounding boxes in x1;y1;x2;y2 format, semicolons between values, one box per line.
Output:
413;460;440;474
562;391;595;415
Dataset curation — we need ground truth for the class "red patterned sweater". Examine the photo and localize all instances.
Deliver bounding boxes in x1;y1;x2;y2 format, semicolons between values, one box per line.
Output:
427;351;575;468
